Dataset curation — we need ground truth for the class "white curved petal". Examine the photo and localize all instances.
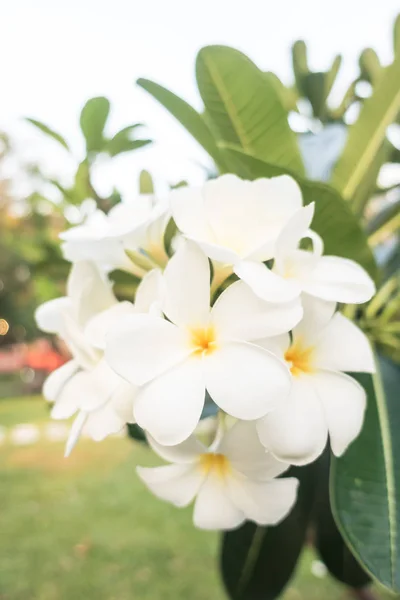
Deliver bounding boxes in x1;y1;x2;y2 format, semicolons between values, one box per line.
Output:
111;381;137;423
85;302;136;350
275;204;315;262
234;260;301;303
62;313;101;369
134;358;205;446
227;474;298;525
50;371;89;419
170;186;215;241
78;360;122;412
211;281;302;341
313;313;375;373
256;376;328;465
204;342;291;420
193;474;245;530
35;297;71;334
70;262;116;327
60;210;108;241
313;370;367;457
61;239;131;271
85;404;126;441
43;360;79;403
163;240;211;328
134;268;164;313
105;314;190;386
302;255;376;304
147;434;206;465
65;411;88;457
293;294;336;345
218;421;288;479
107;196;153;237
137;463;204;507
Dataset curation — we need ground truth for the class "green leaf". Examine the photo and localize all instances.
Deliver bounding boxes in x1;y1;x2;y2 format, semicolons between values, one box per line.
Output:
219;146;378;281
105;125;151;157
126;423;147;443
196;45;304;174
137;78;225;169
314;451;371;588
331;58;400;201
80;96;110;153
139;170;154;194
25;118;70;151
359;48;383;84
220;461;321;600
331;354;400;592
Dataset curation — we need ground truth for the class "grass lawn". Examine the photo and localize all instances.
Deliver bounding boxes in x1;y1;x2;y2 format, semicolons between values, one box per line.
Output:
0;396;397;600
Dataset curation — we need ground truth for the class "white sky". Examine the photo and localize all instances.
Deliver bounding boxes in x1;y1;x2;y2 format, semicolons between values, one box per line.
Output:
1;0;399;200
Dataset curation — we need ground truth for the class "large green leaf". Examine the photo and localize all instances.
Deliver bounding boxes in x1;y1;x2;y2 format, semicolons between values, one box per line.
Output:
220;461;321;600
25;118;70;151
314;451;371;588
137;78;225;169
80;96;110;153
331;58;400;201
220;146;378;281
196;45;304;174
331;354;400;592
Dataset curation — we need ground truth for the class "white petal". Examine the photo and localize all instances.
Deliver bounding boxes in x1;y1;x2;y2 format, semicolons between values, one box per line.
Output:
227;474;298;525
107;196;153;237
137;463;204;507
211;280;302;341
313;370;367;457
234;260;301;303
293;294;336;345
61;313;101;370
302;255;376;304
134;268;164;313
43;360;79;402
193;474;245;530
275;204;315;262
84;302;136;349
65;411;88;457
313;313;375;373
78;360;122;412
134;358;206;445
50;371;88;419
256;376;328;465
170;186;215;241
218;421;288;479
147;434;206;464
163;240;211;328
204;342;291;420
105;314;190;386
62;239;131;271
111;381;137;423
35;297;71;334
83;403;125;441
67;261;116;326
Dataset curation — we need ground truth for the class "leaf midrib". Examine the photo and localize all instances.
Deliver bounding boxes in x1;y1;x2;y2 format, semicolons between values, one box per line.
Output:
373;361;397;588
203;53;252;153
341;72;400;199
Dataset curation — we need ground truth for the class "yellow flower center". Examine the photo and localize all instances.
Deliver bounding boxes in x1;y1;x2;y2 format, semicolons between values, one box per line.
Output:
284;338;315;377
190;326;218;356
199;453;231;478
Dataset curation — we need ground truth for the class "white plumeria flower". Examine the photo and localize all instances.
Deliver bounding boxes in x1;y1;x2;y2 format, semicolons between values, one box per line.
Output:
235;203;376;304
106;241;302;446
137;421;299;531
170;173;302;280
36;262;162;455
255;295;375;465
171;174;375;305
60;195;170;274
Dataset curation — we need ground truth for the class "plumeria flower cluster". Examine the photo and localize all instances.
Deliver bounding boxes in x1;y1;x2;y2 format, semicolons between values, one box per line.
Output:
36;174;376;531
